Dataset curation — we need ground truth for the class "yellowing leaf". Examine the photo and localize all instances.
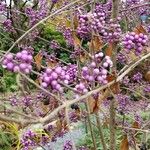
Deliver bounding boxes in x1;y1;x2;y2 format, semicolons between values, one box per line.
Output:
56;119;62;132
120;135;129;150
34;52;43;70
65;19;71;28
73;15;79;29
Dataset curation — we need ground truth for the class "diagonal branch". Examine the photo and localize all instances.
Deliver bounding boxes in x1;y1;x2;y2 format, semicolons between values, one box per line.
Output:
40;52;150;124
0;0;81;62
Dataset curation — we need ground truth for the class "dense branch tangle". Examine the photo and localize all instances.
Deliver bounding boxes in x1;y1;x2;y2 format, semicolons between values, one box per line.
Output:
0;0;150;149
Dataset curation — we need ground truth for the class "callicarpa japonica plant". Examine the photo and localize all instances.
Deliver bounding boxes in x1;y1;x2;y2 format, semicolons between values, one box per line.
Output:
0;0;150;150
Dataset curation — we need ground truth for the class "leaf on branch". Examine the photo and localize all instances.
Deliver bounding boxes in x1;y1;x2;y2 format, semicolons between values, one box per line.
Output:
132;121;140;129
134;25;147;34
87;96;98;113
55;0;63;8
65;19;71;28
80;52;88;63
87;91;109;113
98;89;110;105
107;73;120;94
73;14;79;29
34;52;43;70
105;43;113;56
41;103;49;114
144;71;150;82
56;119;62;132
131;121;140;134
35;77;42;85
73;32;81;47
47;60;58;68
120;135;129;150
89;35;103;52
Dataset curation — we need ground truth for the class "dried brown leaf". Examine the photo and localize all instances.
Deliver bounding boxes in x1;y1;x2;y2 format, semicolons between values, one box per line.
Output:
120;135;129;150
34;52;43;70
89;35;103;52
134;25;147;34
105;43;113;56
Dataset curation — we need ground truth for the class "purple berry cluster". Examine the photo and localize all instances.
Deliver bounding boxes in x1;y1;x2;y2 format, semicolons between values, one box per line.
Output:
122;32;148;55
132;72;143;82
77;14;90;38
117;52;127;64
103;20;122;42
82;52;112;84
21;130;37;149
90;12;106;32
10;96;18;106
22;96;32;107
116;94;130;114
77;6;122;42
52;0;59;4
65;64;77;83
63;140;73;150
74;52;113;95
126;0;139;5
2;50;33;74
0;1;6;12
25;0;48;26
41;65;77;92
63;28;74;46
3;19;14;32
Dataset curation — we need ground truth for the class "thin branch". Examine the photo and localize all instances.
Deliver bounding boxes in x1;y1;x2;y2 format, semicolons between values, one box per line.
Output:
95;112;107;150
117;126;150;133
0;0;81;62
40;48;150;128
19;72;63;103
85;100;97;150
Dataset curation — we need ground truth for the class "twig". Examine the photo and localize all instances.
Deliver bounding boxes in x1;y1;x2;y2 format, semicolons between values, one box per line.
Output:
85;100;97;150
65;105;77;150
19;72;63;103
117;126;150;133
95;112;107;150
0;0;81;62
40;52;150;124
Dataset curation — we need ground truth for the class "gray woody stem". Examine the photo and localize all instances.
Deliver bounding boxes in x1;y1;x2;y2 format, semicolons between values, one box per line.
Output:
110;0;120;150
